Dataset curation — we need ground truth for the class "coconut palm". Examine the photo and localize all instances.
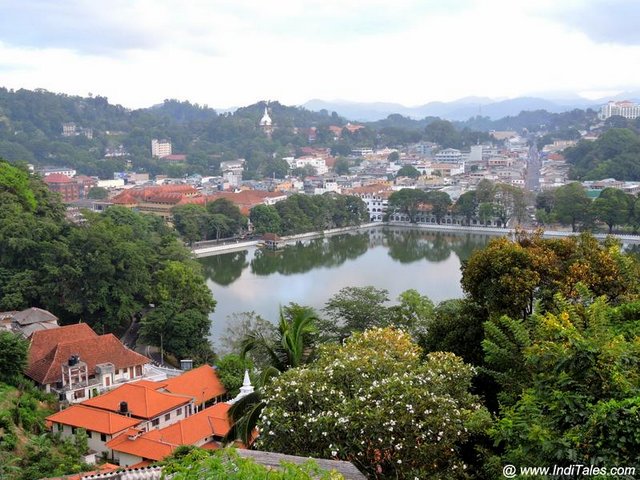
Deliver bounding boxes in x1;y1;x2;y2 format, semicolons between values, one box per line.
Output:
224;304;319;445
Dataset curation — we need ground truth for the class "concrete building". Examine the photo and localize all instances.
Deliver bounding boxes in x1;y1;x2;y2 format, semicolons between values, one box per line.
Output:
599;100;640;120
151;139;172;158
434;148;463;163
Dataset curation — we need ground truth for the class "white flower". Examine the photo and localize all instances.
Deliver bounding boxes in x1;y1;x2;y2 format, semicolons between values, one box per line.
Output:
331;450;338;456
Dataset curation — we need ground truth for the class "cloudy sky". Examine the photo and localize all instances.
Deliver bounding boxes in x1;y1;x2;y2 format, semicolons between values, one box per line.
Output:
0;0;639;109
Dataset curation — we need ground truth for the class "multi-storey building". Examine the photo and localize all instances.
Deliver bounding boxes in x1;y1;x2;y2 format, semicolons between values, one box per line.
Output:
151;139;172;158
599;100;640;120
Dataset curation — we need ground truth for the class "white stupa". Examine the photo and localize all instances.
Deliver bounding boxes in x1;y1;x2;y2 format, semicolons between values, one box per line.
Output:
228;369;255;404
260;106;272;127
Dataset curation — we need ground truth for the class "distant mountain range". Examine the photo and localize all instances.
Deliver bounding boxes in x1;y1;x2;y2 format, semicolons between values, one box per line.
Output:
301;92;640;122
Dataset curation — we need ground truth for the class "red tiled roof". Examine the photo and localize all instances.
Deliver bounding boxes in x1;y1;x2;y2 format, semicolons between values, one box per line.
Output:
111;191;138;205
44;173;74;183
28;323;97;364
106;403;231;462
106;428;176;461
82;382;191;419
27;331;149;386
161;365;226;407
46;404;140;434
149;402;231;445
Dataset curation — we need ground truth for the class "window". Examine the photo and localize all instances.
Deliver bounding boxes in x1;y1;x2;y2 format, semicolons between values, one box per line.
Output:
71;427;77;434
165;413;170;421
115;369;119;375
74;389;85;399
151;418;159;427
101;433;107;442
177;408;182;416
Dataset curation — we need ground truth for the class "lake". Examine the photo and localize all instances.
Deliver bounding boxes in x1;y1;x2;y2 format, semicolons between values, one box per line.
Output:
198;226;500;348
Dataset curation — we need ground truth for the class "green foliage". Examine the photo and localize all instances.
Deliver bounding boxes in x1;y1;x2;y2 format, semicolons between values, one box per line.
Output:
242;304;319;373
86;186;108;199
489;296;640;467
249;204;281;235
462;231;640;319
566;128;640;181
256;194;367;236
216;354;253;397
592;187;632;232
0;381;89;480
552;182;593;232
420;298;487;366
0;332;28;385
0;165;216;356
258;328;492;479
387;188;428;223
321;286;391;339
395;164;420;178
161;447;345;479
0;161;36;211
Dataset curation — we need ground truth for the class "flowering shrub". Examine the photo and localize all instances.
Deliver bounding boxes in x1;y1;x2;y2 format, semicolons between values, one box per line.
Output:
258;328;491;479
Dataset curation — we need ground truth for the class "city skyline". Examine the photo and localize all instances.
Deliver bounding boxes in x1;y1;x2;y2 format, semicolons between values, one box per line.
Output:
0;0;639;109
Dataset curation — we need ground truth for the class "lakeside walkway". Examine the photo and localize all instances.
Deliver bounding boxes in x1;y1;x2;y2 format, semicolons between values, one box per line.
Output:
192;222;640;257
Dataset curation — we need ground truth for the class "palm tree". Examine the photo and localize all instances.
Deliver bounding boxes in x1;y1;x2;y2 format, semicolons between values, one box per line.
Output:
224;304;318;446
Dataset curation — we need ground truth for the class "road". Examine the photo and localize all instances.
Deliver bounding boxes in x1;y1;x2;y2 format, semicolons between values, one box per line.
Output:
525;143;541;192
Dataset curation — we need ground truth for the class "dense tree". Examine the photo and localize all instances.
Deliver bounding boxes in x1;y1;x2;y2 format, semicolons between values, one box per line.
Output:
462;231;640;319
206;198;246;237
395;164;420;178
171;204;210;243
592;187;631;233
386;188;428;223
258;328;492;479
333;157;350;175
321;286;391;339
0;332;28;384
488;295;640;467
566;128;640;181
86;186;108;199
453;190;478;225
552;182;592;232
424;190;452;224
249;204;282;235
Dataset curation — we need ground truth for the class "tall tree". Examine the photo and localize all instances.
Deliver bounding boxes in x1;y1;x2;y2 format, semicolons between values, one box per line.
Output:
387;188;428;223
553;182;592;232
592;187;631;233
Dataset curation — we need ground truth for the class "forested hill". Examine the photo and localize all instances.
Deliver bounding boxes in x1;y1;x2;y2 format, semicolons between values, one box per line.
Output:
0;88;354;179
0;86;625;181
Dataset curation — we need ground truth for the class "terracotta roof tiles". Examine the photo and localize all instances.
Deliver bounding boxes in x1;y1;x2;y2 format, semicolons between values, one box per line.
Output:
46;405;140;434
82;382;191;419
161;365;226;406
26;331;149;385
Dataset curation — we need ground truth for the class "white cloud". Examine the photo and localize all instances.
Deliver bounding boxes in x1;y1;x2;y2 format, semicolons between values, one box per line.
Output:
0;0;638;108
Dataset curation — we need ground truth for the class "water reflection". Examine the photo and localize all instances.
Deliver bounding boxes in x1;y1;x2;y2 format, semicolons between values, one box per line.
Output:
201;227;497;286
200;250;249;286
250;232;369;276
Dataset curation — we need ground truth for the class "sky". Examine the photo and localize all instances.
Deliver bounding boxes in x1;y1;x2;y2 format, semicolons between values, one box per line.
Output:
0;0;639;110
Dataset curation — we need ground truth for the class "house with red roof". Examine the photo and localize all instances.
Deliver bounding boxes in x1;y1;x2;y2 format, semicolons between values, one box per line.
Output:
160;364;226;411
26;323;150;404
106;402;232;467
47;404;140;456
82;382;193;431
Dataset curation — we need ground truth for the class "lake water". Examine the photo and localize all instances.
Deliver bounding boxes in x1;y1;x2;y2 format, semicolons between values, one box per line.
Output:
198;226;499;348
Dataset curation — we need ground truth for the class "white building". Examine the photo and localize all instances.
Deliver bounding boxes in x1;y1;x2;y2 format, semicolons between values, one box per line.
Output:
287;156;329;175
348;185;391;222
38;166;77;178
151;139;172;158
599;100;640;120
435;148;463;163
